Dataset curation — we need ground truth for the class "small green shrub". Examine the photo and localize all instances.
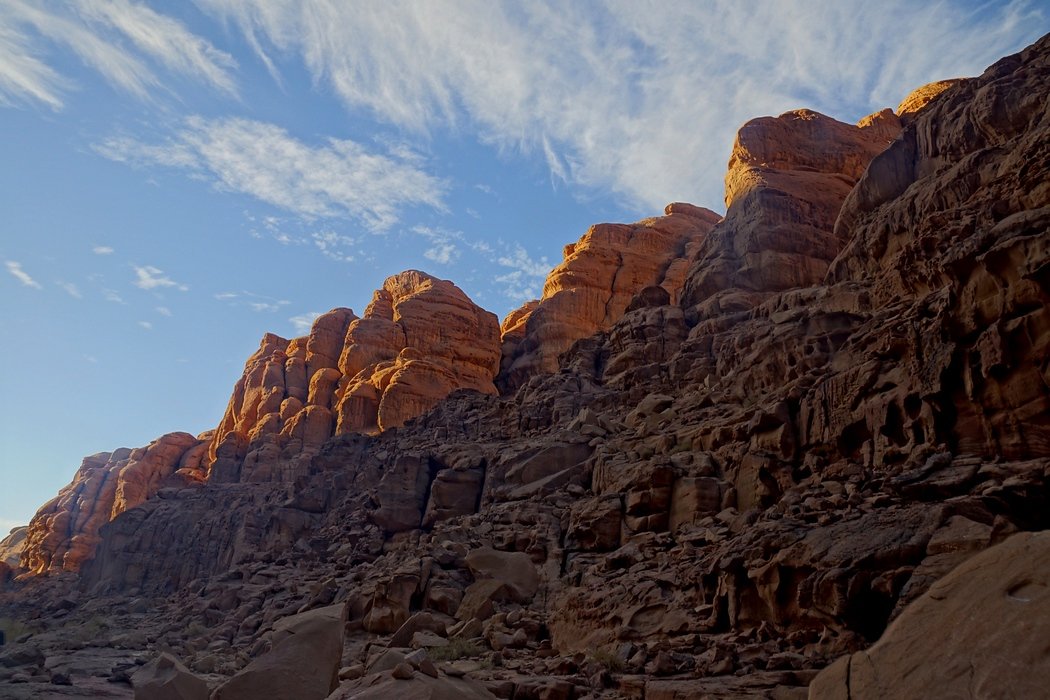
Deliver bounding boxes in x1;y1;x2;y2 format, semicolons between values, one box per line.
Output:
0;617;33;641
589;647;625;672
429;637;484;661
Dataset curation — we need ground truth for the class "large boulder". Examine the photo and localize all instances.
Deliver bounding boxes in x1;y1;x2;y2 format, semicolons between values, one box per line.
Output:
213;603;347;700
809;531;1050;699
132;653;209;700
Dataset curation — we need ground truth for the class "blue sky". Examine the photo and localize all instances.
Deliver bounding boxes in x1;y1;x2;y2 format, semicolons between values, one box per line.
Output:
0;1;1044;532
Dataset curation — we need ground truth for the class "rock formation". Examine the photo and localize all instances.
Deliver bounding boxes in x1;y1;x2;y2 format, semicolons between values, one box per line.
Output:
207;270;500;484
3;32;1049;700
498;203;719;391
20;432;208;574
809;531;1050;699
0;527;27;567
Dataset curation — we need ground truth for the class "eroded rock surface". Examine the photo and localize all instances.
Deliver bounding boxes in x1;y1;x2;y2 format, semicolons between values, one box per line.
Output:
208;270;500;484
809;532;1050;699
20;432;206;574
4;32;1050;700
499;203;719;391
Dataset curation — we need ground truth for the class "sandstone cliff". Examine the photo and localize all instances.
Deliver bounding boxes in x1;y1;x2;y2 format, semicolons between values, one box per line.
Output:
498;203;719;392
206;270;500;484
20;432;208;574
3;33;1049;700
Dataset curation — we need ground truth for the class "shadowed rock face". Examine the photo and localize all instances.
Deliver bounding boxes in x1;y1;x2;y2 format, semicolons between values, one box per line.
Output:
6;33;1050;700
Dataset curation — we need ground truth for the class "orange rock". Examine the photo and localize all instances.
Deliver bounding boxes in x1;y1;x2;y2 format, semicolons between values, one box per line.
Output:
682;108;897;314
333;271;500;434
895;78;963;123
207;271;500;483
498;204;719;391
21;432;203;574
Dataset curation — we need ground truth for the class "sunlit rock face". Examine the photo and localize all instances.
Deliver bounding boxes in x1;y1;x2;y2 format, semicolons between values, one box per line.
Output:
206;270;501;484
497;203;720;392
20;431;208;574
681;107;899;319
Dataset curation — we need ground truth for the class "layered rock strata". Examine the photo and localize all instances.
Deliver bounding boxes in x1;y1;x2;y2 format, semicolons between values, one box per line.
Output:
20;432;208;574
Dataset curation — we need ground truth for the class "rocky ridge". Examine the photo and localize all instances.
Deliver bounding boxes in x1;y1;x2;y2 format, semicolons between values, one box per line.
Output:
1;33;1048;700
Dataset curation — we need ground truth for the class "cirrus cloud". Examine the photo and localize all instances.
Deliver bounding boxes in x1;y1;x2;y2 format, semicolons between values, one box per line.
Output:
95;116;448;231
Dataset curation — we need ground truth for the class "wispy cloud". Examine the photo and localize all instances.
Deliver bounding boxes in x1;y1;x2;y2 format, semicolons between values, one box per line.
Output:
155;305;171;316
5;260;42;289
132;264;188;291
57;280;82;298
137;320;152;330
95;116;448;231
196;0;1045;211
92;245;114;254
102;288;125;303
411;225;461;266
74;0;237;95
311;230;356;262
216;289;291;312
289;312;320;334
0;0;235;108
0;16;68;109
492;244;552;303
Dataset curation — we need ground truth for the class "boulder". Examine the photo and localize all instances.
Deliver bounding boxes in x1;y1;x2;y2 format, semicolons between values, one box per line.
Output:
464;548;539;603
131;653;208;700
809;532;1050;699
213;603;346;700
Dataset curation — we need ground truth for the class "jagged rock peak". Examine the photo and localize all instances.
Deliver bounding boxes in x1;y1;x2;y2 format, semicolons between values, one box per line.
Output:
207;269;500;484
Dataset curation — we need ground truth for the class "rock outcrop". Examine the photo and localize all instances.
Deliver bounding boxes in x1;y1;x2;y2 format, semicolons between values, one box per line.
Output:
0;527;27;567
498;203;719;391
681;107;898;318
208;270;500;484
20;432;207;574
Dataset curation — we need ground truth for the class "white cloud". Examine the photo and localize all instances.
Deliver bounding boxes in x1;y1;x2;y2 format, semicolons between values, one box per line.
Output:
137;320;153;329
96;117;448;231
289;312;320;334
132;264;188;291
58;280;82;298
0;16;67;109
491;244;552;303
411;225;461;266
311;230;356;262
73;0;238;95
0;0;235;108
92;245;114;254
196;0;1045;211
497;245;551;279
217;290;291;312
102;288;125;303
155;305;171;316
5;260;42;289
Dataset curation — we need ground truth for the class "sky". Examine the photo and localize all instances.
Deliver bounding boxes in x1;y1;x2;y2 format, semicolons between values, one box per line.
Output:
0;1;1045;532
